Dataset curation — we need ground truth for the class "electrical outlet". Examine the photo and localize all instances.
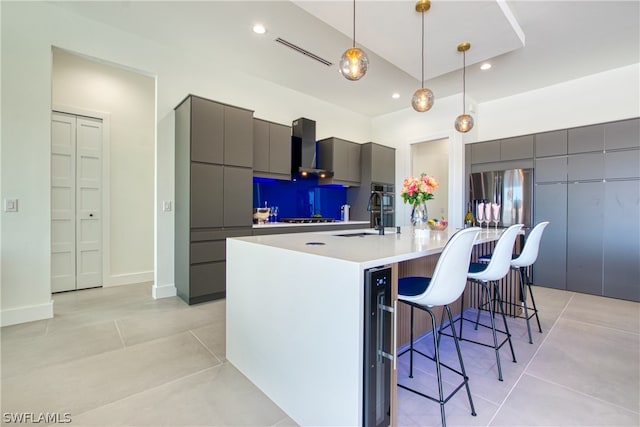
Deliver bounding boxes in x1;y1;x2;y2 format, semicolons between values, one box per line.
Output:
4;198;18;212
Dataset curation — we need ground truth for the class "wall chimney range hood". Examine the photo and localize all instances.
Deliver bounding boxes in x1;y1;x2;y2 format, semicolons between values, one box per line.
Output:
291;118;333;179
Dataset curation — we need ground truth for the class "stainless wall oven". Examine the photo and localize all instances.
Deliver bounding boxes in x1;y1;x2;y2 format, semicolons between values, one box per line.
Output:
370;183;395;228
363;266;393;427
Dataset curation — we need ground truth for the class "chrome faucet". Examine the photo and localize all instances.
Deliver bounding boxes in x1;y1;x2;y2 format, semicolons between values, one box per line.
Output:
367;191;385;235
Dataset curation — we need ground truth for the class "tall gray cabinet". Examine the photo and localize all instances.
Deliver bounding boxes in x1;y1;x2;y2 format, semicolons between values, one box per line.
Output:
175;95;253;304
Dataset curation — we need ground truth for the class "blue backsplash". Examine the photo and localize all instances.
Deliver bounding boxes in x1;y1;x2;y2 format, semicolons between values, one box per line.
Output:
253;177;347;219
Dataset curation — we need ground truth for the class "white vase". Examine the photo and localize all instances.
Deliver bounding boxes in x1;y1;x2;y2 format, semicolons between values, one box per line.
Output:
411;202;429;229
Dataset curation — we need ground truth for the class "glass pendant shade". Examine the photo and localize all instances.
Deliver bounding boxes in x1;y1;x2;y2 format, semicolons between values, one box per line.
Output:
411;87;434;112
339;47;369;81
455;113;474;133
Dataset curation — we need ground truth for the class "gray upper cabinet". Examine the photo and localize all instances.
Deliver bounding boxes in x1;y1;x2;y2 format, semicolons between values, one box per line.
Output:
224;105;253;167
470;140;500;164
535;130;567;157
223;166;253;227
500;135;533;160
535;157;567;183
567;152;604;181
190;163;223;228
318;137;361;186
568;124;605;154
370;143;395;184
191;96;224;164
605;150;640;179
605;118;640;150
253;118;291;179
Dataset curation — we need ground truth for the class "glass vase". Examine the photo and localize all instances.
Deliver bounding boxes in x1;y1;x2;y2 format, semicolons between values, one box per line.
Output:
411;202;429;229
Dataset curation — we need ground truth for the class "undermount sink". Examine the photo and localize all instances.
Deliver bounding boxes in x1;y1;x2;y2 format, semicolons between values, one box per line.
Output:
335;232;380;237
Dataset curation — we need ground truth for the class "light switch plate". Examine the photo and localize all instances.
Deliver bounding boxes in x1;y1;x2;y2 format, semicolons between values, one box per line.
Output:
4;198;18;212
162;201;172;212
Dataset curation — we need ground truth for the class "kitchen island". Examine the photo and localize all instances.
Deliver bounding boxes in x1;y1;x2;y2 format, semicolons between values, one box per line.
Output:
226;227;507;426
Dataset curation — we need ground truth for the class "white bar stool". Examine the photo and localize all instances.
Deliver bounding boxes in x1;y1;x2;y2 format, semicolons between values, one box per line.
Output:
443;224;523;381
397;227;481;427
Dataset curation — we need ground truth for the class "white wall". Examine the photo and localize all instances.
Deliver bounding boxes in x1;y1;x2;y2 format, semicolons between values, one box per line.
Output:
52;48;155;286
0;1;372;325
411;138;449;220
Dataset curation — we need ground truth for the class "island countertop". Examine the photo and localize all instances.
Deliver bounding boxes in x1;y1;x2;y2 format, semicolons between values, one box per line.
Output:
232;226;506;270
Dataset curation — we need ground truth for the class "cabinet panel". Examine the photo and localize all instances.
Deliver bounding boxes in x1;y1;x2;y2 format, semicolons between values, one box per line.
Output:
532;183;567;289
347;141;361;183
224;166;253;227
605;150;640;179
535;130;567;157
318;137;361;185
253;119;269;173
568;124;604;154
191;97;224;164
269;123;292;177
191;241;225;264
471;140;500;164
224;106;253;167
501;135;533;160
535;157;567;183
567;152;604;181
370;143;395;184
190;262;225;298
190;163;223;228
567;182;604;296
603;180;640;301
605;118;640;150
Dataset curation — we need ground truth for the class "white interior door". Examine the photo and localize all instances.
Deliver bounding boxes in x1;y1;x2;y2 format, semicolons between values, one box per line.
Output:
51;112;103;292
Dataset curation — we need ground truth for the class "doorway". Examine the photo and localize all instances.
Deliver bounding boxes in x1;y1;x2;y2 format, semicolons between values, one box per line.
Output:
411;138;449;220
51;111;103;292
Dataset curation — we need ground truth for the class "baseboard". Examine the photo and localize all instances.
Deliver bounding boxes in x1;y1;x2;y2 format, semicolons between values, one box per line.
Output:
153;283;177;299
106;271;154;287
1;300;54;327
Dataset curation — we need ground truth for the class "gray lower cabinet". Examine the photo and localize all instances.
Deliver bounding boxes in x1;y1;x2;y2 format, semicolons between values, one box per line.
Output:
175;94;254;304
253;118;292;180
566;181;604;296
603;180;640;301
533;183;567;289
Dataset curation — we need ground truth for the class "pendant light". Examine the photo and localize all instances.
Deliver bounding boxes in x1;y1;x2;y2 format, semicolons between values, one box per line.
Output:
339;0;369;81
411;0;434;112
454;42;474;133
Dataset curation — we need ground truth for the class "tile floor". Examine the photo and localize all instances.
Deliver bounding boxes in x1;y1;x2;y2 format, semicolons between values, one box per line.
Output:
1;282;638;426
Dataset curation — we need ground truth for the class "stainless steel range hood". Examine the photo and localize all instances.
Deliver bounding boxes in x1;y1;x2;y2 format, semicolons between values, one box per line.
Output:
291;118;333;178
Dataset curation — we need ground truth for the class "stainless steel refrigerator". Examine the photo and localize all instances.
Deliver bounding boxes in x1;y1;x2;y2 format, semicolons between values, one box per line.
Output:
469;169;533;228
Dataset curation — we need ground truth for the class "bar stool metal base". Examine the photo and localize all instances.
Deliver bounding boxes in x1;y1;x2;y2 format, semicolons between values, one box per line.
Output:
398;302;476;427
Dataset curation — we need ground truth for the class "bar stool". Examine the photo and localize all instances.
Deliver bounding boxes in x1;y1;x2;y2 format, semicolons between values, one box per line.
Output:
397;227;481;427
443;224;522;381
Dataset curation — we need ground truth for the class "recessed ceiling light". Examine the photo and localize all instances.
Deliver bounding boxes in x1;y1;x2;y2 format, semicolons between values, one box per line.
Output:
253;24;267;35
392;93;400;99
480;62;492;71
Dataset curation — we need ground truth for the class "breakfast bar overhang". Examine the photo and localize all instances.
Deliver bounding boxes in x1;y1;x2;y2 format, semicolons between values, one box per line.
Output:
226;227;509;426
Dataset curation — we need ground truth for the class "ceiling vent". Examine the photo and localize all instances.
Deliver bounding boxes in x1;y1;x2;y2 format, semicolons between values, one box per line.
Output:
275;37;333;67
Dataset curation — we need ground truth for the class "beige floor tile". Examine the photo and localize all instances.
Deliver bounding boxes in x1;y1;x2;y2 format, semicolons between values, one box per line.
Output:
562;292;640;334
527;317;640;412
0;318;50;342
70;363;291;426
490;373;640;426
1;332;220;417
191;323;226;362
1;320;123;378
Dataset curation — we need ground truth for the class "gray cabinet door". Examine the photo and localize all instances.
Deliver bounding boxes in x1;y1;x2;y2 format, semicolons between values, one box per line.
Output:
253;119;269;173
371;143;395;184
603;180;640;301
224;106;253;167
535;157;567;183
501;135;533;160
568;152;604;181
536;130;567;157
605;118;640;150
567;181;604;296
190;162;223;228
223;166;253;227
605;150;640;179
533;183;567;290
471;140;501;164
568;124;605;154
190;262;226;298
191;97;224;164
346;141;361;183
269;123;292;177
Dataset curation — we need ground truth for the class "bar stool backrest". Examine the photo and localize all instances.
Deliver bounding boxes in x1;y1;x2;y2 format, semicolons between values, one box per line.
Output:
511;221;549;268
411;227;481;307
470;224;523;282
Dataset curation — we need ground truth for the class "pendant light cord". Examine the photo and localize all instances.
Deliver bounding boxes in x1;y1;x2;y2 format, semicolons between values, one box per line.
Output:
462;50;466;113
421;11;425;88
352;0;356;48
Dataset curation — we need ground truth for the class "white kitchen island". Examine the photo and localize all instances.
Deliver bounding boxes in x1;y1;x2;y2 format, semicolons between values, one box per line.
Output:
226;227;506;426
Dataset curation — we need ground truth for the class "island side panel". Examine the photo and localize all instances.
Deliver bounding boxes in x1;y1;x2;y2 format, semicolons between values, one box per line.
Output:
226;238;364;426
